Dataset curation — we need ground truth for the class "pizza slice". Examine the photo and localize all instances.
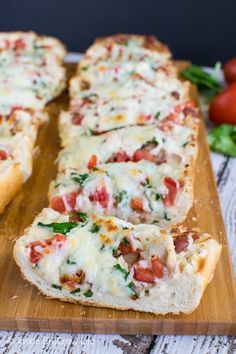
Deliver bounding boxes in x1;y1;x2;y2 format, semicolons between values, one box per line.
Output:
58;122;197;174
49;160;194;227
14;208;221;315
81;34;171;66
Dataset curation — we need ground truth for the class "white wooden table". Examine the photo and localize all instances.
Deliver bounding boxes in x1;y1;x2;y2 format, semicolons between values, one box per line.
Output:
0;57;235;354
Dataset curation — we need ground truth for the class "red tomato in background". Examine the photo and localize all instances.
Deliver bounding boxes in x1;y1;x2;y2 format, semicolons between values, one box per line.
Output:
223;58;236;84
209;83;236;125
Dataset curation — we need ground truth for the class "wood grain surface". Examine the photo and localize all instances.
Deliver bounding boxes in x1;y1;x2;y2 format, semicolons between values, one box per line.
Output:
0;62;235;336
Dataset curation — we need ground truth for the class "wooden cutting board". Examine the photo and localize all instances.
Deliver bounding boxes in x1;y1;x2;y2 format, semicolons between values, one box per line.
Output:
0;62;235;335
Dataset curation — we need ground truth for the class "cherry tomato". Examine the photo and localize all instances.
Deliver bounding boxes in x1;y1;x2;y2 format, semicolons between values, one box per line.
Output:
133;265;155;283
30;241;45;264
50;195;65;212
130;197;144;212
89;186;109;208
0;150;8;160
115;151;130;162
163;177;178;207
151;256;164;278
209;83;236;125
223;58;236;84
133;149;156;163
87;154;97;169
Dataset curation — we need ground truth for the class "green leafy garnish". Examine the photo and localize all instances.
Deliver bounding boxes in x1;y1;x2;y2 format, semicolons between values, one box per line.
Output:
51;284;62;290
155;193;163;201
71;173;89;186
122;226;129;230
181;64;221;98
208;124;236;157
70;288;81;294
84;289;93;297
182;141;189;148
38;222;78;234
151;219;159;224
67;259;76;265
81;66;88;71
143;178;152;188
121;237;129;245
114;264;129;280
155;112;161;119
100;245;105;251
164;211;171;221
115;190;128;203
127;282;139;298
83;93;98;100
90;223;100;233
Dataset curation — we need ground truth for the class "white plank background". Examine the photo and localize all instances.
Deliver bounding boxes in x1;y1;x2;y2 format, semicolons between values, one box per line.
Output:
0;57;235;354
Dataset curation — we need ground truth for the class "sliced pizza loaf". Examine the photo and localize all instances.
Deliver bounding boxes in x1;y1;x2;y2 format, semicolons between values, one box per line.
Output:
58;123;197;172
49;160;194;227
14;208;221;315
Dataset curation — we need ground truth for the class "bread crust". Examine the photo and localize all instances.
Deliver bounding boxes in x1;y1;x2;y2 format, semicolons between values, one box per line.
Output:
0;162;23;213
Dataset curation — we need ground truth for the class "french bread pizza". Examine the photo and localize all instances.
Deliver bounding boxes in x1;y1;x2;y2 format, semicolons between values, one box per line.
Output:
14;208;221;315
49;160;194;227
0;31;66;212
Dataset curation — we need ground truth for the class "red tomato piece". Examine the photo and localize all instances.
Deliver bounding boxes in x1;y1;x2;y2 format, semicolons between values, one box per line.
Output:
72;113;83;125
133;265;155;283
223;58;236;84
50;195;65;212
131;197;144;212
132;149;156;163
0;150;8;160
66;192;78;210
5;39;11;49
115;151;130;162
174;235;189;253
87;154;97;169
89;186;109;208
51;234;66;249
151;255;164;278
118;238;133;255
209;83;236;125
30;241;45;264
163;177;178;207
14;39;26;50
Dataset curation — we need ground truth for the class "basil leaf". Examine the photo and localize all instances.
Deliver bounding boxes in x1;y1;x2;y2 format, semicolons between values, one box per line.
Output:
70;288;81;294
127;281;139;297
67;259;76;265
121;237;129;245
90;223;100;233
84;289;93;297
181;65;221;94
155;112;160;119
114;264;129;280
38;222;78;234
115;190;128;203
51;284;62;290
208;124;236;157
71;173;89;186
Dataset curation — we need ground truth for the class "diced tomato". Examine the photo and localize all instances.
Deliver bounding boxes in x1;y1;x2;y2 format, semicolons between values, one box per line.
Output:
60;270;85;289
66;191;78;210
30;241;46;264
115;151;130;162
132;149;156;163
14;39;26;50
51;234;66;249
131;198;144;212
72;113;83;125
118;238;133;255
87;154;97;169
163;177;178;207
0;150;8;160
50;195;65;212
174;235;189;253
89;186;109;208
4;39;11;49
133;265;155;283
151;256;164;278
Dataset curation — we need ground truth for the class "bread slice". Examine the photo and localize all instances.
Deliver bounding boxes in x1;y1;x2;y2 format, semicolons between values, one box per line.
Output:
13;208;221;315
0;160;23;213
0;31;66;62
49;159;195;227
0;32;66;113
